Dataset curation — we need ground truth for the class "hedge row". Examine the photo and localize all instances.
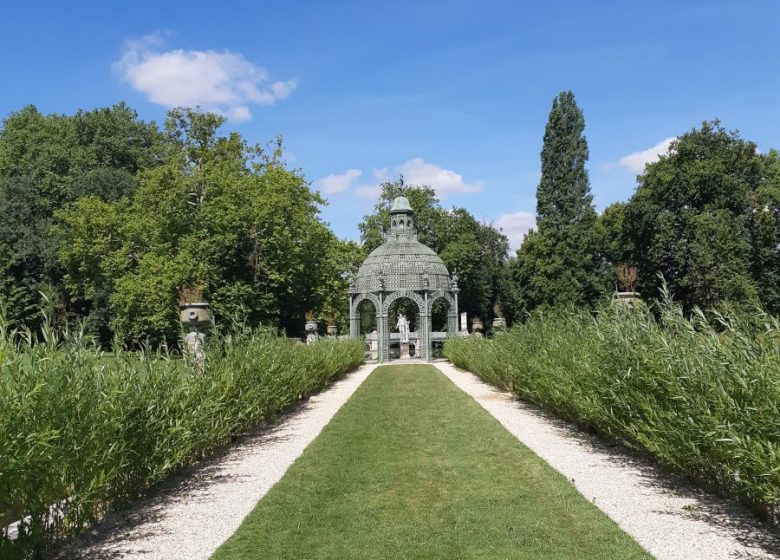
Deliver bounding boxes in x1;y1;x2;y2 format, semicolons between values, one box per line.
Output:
0;328;364;559
444;303;780;524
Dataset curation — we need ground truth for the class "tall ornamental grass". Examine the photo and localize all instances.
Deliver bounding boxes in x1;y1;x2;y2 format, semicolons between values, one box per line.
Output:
0;321;364;559
444;300;780;524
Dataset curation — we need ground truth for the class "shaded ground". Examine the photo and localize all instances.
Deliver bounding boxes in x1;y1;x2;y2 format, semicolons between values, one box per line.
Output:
212;365;650;560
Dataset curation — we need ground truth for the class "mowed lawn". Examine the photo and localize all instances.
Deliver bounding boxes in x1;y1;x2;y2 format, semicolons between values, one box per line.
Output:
212;365;650;560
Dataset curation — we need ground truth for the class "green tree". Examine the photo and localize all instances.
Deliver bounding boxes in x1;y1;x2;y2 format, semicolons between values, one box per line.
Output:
0;103;162;331
750;150;780;313
58;109;351;344
594;202;629;290
622;121;764;311
513;91;606;309
0;176;51;328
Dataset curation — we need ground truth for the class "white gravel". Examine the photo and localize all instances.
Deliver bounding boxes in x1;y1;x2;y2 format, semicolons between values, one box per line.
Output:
58;362;378;560
433;361;780;560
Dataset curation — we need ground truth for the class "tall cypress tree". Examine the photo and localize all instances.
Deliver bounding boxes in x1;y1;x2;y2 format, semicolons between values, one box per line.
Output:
537;91;593;233
515;91;606;308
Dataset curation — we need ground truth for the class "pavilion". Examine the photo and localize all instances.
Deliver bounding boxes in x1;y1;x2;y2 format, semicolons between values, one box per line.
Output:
348;196;460;362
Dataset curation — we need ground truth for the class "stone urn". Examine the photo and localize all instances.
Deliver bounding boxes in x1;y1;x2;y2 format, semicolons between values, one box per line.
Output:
472;318;484;337
180;301;211;327
305;320;318;344
327;324;338;337
613;291;642;309
180;302;210;371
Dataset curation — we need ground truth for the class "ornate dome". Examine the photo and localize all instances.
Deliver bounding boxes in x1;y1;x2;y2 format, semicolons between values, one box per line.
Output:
352;197;452;293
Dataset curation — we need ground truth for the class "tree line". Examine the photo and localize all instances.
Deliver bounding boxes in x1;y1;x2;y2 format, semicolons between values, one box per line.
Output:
0;96;777;346
513;91;780;317
0;104;514;345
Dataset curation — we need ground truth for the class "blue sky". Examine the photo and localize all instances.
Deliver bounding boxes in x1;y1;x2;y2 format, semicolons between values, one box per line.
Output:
3;1;779;249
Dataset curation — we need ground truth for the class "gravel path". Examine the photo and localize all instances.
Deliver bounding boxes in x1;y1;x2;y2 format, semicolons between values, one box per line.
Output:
57;360;779;560
433;361;780;560
57;363;378;560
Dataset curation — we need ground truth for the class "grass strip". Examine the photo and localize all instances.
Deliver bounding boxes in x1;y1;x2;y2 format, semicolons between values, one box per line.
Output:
212;365;650;560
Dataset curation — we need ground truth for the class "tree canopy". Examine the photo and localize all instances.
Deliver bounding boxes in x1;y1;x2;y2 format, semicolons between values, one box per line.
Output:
621;121;779;313
512;91;607;310
1;99;778;345
0;104;360;345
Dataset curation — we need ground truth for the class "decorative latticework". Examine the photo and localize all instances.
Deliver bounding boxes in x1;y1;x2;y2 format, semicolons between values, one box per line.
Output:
349;196;459;362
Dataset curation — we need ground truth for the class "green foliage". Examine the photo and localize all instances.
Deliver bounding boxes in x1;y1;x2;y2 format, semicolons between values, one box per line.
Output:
749;150;780;313
445;301;780;523
55;109;352;344
622;121;776;313
513;91;607;310
0;176;52;330
0;322;364;558
595;202;629;286
0;103;163;331
358;179;516;325
0;103;161;209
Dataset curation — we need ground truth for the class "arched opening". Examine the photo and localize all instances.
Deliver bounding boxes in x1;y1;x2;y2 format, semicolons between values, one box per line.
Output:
387;296;420;359
356;299;376;334
430;295;454;359
431;298;450;332
350;296;380;360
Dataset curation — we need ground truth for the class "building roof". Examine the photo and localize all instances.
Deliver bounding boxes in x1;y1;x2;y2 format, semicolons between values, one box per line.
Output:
353;197;451;293
389;195;413;213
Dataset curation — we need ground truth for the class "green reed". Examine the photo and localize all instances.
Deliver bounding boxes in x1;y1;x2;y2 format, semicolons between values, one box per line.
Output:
0;322;364;559
444;300;780;525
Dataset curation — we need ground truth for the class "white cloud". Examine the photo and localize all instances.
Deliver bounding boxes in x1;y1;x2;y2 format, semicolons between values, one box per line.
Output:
355;185;382;198
373;167;390;181
113;34;296;122
314;169;362;195
397;158;484;196
352;159;483;200
614;137;676;173
495;212;536;252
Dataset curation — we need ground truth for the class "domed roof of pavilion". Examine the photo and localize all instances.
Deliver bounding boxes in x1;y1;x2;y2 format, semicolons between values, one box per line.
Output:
353;196;452;293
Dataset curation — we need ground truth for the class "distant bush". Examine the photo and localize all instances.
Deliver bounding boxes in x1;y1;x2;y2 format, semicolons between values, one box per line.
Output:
0;321;364;559
444;298;780;524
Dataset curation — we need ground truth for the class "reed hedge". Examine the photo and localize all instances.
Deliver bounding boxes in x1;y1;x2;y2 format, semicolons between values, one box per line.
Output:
0;325;364;559
444;301;780;524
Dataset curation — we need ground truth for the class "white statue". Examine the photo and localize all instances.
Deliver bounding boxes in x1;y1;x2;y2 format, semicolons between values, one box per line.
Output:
396;313;410;343
184;327;206;371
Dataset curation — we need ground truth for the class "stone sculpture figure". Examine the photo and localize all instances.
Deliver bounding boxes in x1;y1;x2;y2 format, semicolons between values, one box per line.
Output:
397;313;410;343
184;327;206;372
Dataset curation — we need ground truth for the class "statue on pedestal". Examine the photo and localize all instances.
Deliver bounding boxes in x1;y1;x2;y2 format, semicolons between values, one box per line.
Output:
397;313;410;343
397;313;411;359
184;327;206;371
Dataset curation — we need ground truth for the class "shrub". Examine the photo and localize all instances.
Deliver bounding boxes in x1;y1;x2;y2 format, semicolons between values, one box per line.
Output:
444;300;780;524
0;323;364;559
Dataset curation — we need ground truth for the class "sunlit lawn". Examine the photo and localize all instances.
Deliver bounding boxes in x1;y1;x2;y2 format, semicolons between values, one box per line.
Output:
212;365;650;559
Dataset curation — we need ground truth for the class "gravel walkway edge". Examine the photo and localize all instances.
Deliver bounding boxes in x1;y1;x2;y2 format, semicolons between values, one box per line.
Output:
434;361;780;560
58;362;379;560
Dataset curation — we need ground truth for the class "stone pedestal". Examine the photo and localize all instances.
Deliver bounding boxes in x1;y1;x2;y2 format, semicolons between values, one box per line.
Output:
184;329;206;372
400;341;411;360
460;311;469;337
369;331;379;360
180;302;210;373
